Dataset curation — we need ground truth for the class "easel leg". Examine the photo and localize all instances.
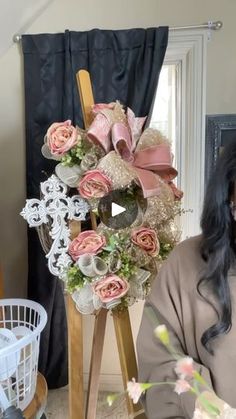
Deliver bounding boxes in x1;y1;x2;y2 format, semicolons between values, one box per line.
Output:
113;309;147;419
67;294;84;419
86;308;108;419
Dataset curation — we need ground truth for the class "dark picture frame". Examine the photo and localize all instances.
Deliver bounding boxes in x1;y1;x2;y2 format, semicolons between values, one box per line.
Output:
205;114;236;185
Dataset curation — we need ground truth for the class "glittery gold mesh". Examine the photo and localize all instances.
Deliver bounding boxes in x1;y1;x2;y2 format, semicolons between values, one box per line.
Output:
157;220;182;246
136;127;171;150
100;102;127;126
97;151;136;190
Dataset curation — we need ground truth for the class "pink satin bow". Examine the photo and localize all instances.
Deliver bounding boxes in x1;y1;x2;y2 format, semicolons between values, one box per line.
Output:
87;104;182;199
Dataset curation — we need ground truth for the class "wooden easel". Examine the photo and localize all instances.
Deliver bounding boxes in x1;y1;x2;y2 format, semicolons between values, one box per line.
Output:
67;70;146;419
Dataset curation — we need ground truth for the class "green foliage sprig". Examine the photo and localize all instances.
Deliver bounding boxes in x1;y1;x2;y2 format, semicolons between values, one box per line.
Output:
66;265;90;292
158;242;174;260
61;140;90;167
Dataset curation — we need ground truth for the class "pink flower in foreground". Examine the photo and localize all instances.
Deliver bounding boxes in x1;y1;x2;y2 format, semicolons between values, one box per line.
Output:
92;275;129;303
174;379;191;395
46;120;78;156
78;169;112;199
131;227;160;256
175;357;194;379
68;231;106;261
127;379;144;404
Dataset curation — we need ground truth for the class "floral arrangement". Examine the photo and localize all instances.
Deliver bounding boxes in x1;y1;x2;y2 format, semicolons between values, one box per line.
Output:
27;101;183;314
108;321;236;419
65;227;163;312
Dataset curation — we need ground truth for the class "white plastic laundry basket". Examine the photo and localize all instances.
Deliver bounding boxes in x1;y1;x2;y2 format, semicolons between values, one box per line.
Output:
0;299;47;416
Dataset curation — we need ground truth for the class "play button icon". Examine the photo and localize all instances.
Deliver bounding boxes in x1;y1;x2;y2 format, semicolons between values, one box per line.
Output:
98;189;139;229
111;202;126;217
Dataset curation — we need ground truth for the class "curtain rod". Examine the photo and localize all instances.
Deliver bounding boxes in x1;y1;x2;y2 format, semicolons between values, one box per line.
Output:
169;20;222;31
13;20;223;42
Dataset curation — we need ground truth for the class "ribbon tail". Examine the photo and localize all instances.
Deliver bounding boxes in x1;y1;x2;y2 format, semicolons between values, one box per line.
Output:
127;108;147;144
134;167;162;198
168;181;184;200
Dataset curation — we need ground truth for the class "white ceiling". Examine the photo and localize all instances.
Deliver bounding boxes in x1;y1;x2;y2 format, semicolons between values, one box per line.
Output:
0;0;53;57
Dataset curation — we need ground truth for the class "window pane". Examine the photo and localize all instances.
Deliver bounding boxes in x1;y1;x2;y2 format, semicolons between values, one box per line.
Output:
149;64;178;167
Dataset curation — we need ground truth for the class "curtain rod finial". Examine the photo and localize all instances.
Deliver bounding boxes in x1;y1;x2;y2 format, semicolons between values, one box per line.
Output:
215;21;223;30
13;34;22;43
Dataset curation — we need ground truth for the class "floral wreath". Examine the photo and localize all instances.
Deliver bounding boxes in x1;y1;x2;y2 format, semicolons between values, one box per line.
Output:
23;101;183;314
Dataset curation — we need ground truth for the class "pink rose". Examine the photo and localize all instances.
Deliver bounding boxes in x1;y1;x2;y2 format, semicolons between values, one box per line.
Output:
68;230;106;261
131;227;160;256
78;170;112;199
46;120;78;156
92;275;129;303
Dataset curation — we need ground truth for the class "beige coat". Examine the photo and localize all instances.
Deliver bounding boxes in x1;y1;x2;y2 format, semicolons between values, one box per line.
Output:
137;235;236;419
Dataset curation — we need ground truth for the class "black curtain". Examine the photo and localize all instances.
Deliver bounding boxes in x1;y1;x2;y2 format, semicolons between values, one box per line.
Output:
22;27;168;388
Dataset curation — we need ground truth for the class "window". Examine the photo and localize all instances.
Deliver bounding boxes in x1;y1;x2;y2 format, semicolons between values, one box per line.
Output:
149;30;207;239
150;64;178;167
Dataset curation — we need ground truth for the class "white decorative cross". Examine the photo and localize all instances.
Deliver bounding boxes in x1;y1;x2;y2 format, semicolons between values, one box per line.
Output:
21;174;90;279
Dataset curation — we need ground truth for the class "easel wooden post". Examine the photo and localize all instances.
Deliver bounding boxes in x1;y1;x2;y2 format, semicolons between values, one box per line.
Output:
67;70;146;419
68;293;84;419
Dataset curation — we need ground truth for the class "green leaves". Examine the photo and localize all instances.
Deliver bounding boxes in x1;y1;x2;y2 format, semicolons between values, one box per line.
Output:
61;140;89;167
158;242;174;260
103;235;117;252
103;234;137;279
66;265;88;292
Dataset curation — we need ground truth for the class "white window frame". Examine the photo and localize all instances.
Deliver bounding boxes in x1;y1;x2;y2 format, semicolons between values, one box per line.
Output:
160;30;207;239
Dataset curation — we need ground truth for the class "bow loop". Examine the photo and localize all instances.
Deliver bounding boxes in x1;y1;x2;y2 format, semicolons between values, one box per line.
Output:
111;122;134;162
133;144;177;176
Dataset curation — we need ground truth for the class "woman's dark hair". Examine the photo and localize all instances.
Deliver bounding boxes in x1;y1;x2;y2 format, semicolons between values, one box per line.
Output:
200;140;236;353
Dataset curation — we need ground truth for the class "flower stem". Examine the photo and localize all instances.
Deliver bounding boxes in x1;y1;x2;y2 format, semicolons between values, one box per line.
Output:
141;381;176;389
193;370;212;391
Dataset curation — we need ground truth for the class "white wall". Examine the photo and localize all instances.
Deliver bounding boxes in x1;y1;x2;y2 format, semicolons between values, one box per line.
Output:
0;0;236;389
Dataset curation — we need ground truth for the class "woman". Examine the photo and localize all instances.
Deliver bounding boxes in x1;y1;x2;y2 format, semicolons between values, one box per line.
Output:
137;140;236;418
